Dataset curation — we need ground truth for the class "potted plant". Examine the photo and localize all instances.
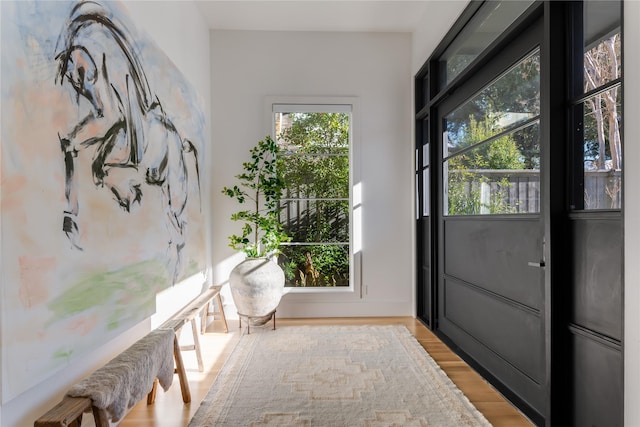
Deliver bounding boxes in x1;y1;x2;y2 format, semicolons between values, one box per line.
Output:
222;136;289;326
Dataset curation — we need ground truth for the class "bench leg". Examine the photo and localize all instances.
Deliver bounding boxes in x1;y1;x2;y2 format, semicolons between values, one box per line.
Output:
201;301;210;335
200;294;229;334
147;378;159;404
173;335;192;403
92;407;110;427
149;338;192;405
190;318;204;372
217;293;229;333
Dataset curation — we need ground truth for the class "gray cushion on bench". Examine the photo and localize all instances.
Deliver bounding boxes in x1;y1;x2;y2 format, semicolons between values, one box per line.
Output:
66;328;175;422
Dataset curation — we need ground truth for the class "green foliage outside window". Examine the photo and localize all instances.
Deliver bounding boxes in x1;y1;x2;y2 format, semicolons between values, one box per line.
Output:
447;116;525;215
276;112;350;287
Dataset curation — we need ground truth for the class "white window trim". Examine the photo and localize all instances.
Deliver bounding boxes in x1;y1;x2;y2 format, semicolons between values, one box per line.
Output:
264;96;362;297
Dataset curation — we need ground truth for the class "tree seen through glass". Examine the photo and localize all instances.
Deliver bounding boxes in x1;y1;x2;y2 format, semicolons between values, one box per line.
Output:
582;31;622;209
275;111;350;287
444;50;541;215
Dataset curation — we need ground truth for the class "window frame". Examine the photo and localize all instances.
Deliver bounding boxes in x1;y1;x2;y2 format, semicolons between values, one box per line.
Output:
264;96;362;296
567;0;623;211
436;22;543;218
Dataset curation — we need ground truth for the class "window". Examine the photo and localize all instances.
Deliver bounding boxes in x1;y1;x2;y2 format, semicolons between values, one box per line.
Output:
443;49;541;215
438;0;534;89
570;0;622;210
422;120;430;217
272;103;354;288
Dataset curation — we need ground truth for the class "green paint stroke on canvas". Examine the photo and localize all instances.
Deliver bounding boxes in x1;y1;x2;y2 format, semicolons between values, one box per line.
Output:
106;295;155;330
47;259;170;323
184;258;201;277
52;348;73;362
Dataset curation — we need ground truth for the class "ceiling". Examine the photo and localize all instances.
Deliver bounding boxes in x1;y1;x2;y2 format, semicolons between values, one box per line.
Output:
196;1;460;33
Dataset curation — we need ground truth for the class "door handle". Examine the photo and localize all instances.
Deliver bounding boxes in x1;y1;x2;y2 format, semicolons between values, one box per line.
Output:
528;261;546;268
528;237;547;268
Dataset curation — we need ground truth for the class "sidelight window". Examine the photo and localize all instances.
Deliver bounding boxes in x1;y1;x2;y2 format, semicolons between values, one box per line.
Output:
570;0;622;210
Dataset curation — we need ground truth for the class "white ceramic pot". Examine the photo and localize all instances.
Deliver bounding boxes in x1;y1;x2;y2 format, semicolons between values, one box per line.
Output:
229;257;284;326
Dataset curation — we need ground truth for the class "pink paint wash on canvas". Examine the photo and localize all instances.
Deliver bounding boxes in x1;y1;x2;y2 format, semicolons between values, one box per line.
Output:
1;0;206;402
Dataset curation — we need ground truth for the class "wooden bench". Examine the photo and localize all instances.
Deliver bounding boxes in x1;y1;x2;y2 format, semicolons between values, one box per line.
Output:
172;284;228;372
31;397;93;427
148;285;228;401
34;285;227;427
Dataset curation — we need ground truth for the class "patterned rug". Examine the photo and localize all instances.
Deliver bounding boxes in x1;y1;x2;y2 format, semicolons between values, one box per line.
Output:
188;325;492;427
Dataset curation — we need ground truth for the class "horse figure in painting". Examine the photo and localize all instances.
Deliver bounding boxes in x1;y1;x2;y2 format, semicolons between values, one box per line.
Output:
55;0;200;282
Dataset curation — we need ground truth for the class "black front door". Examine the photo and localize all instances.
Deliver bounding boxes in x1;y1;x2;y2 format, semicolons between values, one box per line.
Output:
435;17;547;422
416;2;624;425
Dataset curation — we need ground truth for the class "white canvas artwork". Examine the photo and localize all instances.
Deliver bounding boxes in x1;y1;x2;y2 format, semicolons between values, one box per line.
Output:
1;0;206;401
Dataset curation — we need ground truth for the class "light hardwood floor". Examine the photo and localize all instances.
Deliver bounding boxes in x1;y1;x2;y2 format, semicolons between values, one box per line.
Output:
119;317;533;427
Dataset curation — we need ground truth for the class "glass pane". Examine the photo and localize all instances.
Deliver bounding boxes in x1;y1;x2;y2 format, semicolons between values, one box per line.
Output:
280;199;349;243
584;32;621;93
584;1;621;92
444;50;540;157
423;142;430;167
278;244;349;287
275;108;351;288
423;168;430;217
583;87;622;209
276;112;349;155
444;122;540;216
438;0;534;89
279;154;349;199
416;173;420;220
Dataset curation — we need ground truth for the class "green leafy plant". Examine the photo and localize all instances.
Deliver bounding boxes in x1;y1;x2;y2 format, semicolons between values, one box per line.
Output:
447;115;526;215
222;136;289;258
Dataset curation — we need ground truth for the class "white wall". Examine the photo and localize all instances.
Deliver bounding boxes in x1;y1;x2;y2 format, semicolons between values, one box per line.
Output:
0;2;211;426
625;3;640;425
411;1;467;74
210;30;414;318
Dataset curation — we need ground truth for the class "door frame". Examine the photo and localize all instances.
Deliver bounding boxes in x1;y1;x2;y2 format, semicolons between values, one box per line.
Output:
435;13;547;423
415;2;573;425
540;2;571;424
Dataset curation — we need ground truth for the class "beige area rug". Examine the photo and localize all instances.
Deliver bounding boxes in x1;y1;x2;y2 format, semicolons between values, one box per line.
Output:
188;325;492;427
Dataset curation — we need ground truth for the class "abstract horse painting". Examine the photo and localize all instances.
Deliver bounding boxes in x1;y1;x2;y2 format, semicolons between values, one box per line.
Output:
55;1;200;282
1;0;206;402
